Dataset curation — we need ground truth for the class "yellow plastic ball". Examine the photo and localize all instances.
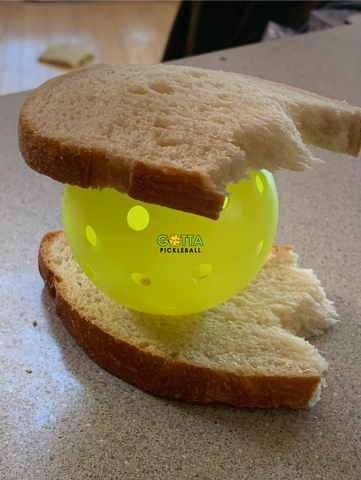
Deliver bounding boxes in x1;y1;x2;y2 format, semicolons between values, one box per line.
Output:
62;170;278;316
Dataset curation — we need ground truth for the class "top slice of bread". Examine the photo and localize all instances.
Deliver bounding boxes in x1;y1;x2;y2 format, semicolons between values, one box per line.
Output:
18;64;361;219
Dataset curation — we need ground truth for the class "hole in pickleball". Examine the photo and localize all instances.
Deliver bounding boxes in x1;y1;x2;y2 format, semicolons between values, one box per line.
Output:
256;172;269;194
132;273;151;287
192;264;213;280
223;196;230;210
256;240;264;256
81;262;94;278
127;206;149;231
86;225;97;246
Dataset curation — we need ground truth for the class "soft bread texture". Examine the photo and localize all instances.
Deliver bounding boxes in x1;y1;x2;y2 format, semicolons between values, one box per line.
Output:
39;230;338;408
19;64;361;219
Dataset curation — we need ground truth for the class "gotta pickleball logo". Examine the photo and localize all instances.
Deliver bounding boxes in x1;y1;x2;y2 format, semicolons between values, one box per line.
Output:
157;234;204;253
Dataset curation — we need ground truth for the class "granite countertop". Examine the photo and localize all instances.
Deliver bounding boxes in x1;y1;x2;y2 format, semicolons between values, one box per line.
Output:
1;24;361;480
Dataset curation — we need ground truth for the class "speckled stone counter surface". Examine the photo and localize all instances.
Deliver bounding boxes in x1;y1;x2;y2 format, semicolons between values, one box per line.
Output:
1;24;361;480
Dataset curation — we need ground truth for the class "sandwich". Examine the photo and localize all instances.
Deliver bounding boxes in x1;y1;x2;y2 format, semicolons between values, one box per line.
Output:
18;64;361;408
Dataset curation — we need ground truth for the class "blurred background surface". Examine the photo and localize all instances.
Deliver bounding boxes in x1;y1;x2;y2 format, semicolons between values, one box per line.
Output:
0;1;180;95
0;0;360;96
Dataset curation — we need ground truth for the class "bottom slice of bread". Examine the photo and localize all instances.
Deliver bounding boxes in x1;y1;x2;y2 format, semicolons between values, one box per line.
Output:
39;230;338;408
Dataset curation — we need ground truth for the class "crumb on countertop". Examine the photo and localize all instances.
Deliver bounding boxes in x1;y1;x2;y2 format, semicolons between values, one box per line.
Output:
33;320;37;327
25;368;32;374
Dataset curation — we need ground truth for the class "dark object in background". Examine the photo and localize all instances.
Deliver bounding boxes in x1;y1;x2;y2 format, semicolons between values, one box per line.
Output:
162;0;327;61
322;0;361;8
162;1;328;61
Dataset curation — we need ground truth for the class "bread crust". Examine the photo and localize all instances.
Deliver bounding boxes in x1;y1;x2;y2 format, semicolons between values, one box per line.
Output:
18;112;224;220
39;230;321;409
